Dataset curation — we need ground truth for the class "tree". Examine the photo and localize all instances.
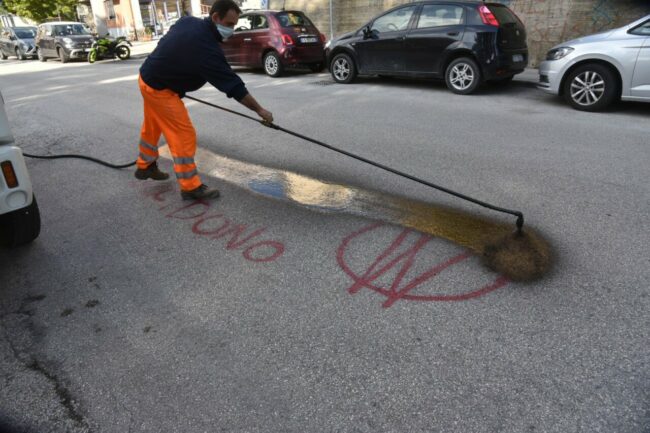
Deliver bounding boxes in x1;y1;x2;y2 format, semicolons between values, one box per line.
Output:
4;0;79;22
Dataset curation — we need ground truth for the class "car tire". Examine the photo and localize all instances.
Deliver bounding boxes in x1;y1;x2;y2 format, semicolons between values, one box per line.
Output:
309;62;324;73
37;48;47;62
563;63;618;112
0;196;41;247
445;57;481;95
15;47;26;61
58;46;69;63
0;50;7;60
330;53;356;84
115;45;130;60
263;51;283;77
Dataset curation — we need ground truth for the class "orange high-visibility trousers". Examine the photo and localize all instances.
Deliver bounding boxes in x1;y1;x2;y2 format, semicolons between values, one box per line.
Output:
137;75;202;191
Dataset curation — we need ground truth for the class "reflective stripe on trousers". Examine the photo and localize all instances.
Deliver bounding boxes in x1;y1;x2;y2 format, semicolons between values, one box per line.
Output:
137;75;201;191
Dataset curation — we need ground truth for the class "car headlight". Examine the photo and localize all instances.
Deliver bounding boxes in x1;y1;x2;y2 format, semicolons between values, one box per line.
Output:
325;40;331;49
546;47;574;61
62;37;73;44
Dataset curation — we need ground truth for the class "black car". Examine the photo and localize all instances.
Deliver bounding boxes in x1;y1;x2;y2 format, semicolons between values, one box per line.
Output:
35;21;94;63
325;1;527;94
0;26;37;60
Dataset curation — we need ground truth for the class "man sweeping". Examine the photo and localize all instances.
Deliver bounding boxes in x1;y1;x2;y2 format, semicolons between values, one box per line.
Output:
135;0;273;200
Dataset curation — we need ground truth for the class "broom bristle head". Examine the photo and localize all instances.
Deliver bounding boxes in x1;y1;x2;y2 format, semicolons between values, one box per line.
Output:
482;229;552;282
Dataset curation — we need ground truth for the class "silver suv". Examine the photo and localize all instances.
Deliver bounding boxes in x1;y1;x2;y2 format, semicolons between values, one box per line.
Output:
538;14;650;111
0;91;40;246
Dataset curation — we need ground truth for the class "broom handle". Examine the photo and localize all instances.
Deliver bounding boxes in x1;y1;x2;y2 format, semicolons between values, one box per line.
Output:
185;95;525;231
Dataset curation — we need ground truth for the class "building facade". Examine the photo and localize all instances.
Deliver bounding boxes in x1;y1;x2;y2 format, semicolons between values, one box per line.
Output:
83;0;205;39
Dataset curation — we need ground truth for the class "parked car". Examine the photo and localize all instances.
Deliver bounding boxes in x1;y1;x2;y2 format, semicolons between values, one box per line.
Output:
35;21;94;63
538;15;650;111
0;26;38;60
222;10;326;77
325;1;528;94
0;91;40;247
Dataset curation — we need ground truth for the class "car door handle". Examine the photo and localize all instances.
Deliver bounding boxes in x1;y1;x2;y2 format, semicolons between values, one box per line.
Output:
396;36;406;41
244;38;252;42
447;32;460;36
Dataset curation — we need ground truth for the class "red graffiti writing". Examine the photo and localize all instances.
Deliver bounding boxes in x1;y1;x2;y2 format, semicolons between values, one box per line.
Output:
136;183;285;263
337;223;508;308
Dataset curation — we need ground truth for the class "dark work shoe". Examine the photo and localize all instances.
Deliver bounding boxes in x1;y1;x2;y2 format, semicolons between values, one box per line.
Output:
135;162;169;181
181;184;220;201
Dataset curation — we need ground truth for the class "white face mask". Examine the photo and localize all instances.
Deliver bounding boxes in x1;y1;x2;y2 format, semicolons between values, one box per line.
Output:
216;24;234;41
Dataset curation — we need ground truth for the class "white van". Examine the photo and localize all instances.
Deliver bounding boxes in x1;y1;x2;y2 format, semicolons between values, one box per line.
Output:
0;90;40;246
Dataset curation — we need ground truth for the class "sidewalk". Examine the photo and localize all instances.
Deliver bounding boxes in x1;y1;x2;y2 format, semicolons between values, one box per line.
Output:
129;39;159;59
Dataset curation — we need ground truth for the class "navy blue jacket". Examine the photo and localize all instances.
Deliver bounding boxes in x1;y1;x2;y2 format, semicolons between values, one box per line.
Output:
140;17;248;101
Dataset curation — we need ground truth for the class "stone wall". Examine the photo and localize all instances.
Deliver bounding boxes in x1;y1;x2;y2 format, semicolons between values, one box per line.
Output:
268;0;650;66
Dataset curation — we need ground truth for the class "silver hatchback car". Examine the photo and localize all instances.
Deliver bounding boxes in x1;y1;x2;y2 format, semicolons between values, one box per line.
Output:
538;15;650;111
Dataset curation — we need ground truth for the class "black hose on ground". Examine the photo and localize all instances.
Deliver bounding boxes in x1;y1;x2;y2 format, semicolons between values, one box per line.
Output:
23;152;136;169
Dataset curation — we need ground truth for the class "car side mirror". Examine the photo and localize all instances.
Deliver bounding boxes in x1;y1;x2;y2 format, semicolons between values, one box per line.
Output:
363;26;379;40
9;35;17;41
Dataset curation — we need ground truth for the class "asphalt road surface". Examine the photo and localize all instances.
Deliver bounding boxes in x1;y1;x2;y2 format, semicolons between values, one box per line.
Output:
1;56;648;433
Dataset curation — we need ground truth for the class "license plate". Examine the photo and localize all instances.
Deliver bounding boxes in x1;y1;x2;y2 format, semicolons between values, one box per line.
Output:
300;37;317;44
513;54;524;63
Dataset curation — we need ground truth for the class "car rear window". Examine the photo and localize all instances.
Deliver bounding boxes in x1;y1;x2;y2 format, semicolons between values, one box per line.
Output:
487;5;519;25
274;12;313;28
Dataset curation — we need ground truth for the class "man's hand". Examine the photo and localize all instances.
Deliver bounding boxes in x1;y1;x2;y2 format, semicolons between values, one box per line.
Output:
239;93;274;124
257;108;274;124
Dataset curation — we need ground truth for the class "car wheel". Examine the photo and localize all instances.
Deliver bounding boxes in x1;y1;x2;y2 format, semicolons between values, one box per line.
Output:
115;45;130;60
330;53;356;84
563;63;618;112
37;48;47;62
15;47;26;61
58;47;70;63
0;197;41;247
0;50;7;60
309;62;324;73
445;57;481;95
263;51;283;77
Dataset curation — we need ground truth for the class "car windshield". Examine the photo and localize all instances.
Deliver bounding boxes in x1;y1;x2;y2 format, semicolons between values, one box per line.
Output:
631;20;650;35
275;12;312;28
14;28;36;38
53;24;90;36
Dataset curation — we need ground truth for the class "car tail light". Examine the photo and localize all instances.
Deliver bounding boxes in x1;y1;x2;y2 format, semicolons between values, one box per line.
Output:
478;5;499;27
1;161;19;188
281;34;293;45
320;33;327;43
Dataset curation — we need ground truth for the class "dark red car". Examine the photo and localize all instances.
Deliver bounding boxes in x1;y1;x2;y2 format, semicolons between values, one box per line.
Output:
222;10;326;77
